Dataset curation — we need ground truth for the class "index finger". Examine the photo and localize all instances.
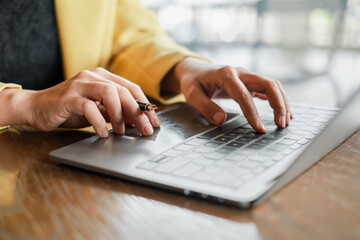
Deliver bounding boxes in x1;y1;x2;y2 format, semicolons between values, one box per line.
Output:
216;66;266;132
92;67;160;128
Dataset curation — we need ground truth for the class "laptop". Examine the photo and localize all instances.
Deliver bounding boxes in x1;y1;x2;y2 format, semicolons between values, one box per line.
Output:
50;88;360;208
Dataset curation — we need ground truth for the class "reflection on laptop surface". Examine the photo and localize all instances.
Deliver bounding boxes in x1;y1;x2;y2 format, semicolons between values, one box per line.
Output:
50;88;360;208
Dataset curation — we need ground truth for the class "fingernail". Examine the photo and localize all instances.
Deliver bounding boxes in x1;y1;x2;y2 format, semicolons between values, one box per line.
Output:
257;120;266;132
281;116;286;128
143;122;153;135
153;117;161;128
102;129;109;138
286;113;291;125
117;124;125;134
213;112;225;125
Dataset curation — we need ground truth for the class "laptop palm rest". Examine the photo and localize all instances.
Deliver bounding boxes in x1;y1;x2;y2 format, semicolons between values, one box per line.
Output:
50;104;236;176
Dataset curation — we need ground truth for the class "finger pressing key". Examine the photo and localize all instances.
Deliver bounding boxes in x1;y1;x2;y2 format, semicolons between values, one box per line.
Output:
216;66;266;132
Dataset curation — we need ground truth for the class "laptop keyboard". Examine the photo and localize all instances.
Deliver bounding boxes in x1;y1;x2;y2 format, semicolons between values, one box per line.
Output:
136;105;338;189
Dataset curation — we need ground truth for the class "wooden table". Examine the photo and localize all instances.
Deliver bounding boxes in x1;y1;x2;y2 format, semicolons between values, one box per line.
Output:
1;123;359;240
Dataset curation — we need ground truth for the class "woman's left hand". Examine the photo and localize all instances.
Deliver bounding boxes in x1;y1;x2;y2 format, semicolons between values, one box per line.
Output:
163;57;292;132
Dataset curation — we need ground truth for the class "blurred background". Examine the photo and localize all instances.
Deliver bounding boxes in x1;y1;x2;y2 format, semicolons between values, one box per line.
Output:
142;0;360;108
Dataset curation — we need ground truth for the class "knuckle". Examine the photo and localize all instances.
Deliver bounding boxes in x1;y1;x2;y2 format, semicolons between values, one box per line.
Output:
94;67;106;72
118;85;131;96
130;83;142;93
102;84;117;96
82;100;94;112
274;80;281;86
219;65;234;75
77;70;91;79
219;66;235;80
267;80;278;89
237;90;251;102
67;78;83;90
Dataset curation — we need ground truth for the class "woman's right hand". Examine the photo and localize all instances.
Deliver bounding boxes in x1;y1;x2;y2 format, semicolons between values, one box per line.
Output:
18;67;160;137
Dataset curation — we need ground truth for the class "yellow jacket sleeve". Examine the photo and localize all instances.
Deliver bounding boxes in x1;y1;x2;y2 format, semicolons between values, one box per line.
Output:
109;0;206;104
0;83;22;131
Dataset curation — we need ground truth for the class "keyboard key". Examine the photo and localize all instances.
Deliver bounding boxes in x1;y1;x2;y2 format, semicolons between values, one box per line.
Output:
204;152;226;160
278;139;296;146
252;166;266;174
172;163;203;177
244;132;264;139
272;154;285;161
237;148;256;155
226;141;247;148
230;179;244;188
198;120;242;139
293;130;311;136
226;153;247;162
308;121;323;127
240;171;255;180
255;138;277;145
313;118;329;123
182;152;203;159
215;160;235;168
290;143;302;150
282;148;293;155
307;109;329;115
205;141;223;148
191;171;213;181
275;128;292;135
214;136;233;143
300;126;318;132
204;166;227;175
149;155;170;163
232;127;251;134
216;146;236;154
233;138;249;144
298;139;310;145
258;149;278;156
154;157;191;173
264;132;283;140
292;106;308;114
249;154;270;162
195;146;215;153
237;160;260;168
185;138;207;146
228;167;251;175
224;131;243;138
211;173;238;185
305;134;317;140
244;143;264;150
163;149;182;157
262;160;276;167
174;144;195;152
193;158;214;165
267;143;288;151
136;161;158;170
284;134;303;141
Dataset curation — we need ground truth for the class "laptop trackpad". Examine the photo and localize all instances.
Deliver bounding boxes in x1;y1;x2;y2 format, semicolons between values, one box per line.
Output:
51;104;236;169
123;103;236;145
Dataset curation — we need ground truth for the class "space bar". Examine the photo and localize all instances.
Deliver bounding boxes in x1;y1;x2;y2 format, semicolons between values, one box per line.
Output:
198;117;247;139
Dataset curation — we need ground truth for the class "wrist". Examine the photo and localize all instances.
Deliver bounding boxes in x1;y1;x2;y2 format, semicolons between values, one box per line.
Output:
0;88;36;126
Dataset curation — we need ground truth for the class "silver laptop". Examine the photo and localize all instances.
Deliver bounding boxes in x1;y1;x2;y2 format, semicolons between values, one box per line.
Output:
50;88;360;208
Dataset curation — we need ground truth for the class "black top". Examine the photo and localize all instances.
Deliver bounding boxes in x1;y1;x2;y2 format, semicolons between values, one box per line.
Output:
0;0;64;90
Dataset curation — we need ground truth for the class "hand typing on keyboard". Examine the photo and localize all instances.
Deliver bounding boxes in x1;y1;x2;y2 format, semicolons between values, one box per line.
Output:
136;105;336;189
161;57;293;132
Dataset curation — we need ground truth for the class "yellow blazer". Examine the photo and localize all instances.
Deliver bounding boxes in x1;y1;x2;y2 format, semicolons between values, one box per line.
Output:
0;0;202;103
